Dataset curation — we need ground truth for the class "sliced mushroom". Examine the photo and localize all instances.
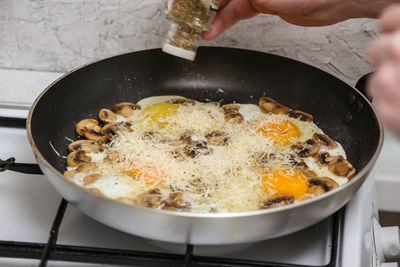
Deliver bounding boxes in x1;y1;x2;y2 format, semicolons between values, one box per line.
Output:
162;192;190;211
260;195;294;209
317;152;342;165
84;129;108;143
68;140;101;153
112;102;140;118
105;151;120;163
316;152;356;179
136;188;162;208
170;150;185;161
67;150;91;167
116;197;137;205
63;170;76;180
76;162;98;173
312;133;338;149
184;141;213;158
222;104;240;113
205;131;230;146
179;131;193;144
259;97;290;114
83;173;100;186
288;110;314;122
295;162;318;179
221;104;244;124
76;119;100;136
167;98;195;106
328;159;356;179
292;139;321;158
225;112;244;124
308;177;338;192
99;108;117;124
102;122;133;135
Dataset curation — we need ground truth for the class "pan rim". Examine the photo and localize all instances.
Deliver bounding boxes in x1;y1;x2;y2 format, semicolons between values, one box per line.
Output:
26;46;384;219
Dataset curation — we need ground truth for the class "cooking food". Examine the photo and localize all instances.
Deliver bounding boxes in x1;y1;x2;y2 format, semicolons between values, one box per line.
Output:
64;95;356;213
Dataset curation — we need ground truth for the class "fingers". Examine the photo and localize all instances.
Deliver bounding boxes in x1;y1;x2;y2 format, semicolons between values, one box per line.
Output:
202;0;261;40
368;63;400;103
367;31;400;67
368;64;400;136
380;4;400;33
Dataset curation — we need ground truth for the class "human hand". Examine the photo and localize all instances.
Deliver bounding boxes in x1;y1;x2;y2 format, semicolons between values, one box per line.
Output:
202;0;393;40
367;4;400;136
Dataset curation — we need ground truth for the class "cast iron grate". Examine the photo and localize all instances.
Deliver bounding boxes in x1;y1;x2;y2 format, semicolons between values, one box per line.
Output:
0;116;342;267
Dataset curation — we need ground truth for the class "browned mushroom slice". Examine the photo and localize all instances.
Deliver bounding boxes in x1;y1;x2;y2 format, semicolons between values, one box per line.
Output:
84;129;108;143
63;170;76;180
288;110;314;122
67;150;91;167
317;152;342;165
83;173;100;186
225;112;244;124
162;192;190;211
68;140;101;153
205;131;230;146
76;119;100;136
99;108;117;124
184;141;213;158
179;131;194;144
259;97;290;114
292;139;321;158
116;197;137;205
221;104;244;124
260;195;294;209
328;159;356;179
167;98;195;106
170;150;185;161
316;152;356;179
102;123;119;135
222;104;241;113
105;151;120;163
112;102;140;118
295;162;318;179
136;188;162;208
308;177;338;192
76;162;98;173
312;133;338;149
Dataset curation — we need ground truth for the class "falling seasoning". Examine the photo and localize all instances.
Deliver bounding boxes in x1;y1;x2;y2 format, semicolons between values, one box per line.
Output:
162;0;221;60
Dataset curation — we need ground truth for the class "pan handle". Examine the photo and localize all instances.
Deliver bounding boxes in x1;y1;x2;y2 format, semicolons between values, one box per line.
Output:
355;72;373;102
0;157;43;175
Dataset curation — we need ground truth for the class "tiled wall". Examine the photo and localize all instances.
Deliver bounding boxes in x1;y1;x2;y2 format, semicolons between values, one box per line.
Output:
1;0;378;85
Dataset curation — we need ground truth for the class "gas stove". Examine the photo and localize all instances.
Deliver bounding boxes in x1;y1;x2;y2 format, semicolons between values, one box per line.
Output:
0;94;399;267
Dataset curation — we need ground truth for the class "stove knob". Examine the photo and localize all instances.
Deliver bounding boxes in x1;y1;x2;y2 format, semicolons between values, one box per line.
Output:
379;226;400;260
373;218;400;261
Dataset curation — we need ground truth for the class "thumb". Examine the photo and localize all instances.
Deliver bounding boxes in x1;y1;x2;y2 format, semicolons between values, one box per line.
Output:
202;0;262;40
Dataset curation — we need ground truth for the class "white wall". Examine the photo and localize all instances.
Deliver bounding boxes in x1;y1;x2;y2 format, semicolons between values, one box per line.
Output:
1;0;378;85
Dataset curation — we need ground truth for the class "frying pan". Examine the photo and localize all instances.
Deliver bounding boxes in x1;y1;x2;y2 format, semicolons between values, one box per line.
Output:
23;47;382;245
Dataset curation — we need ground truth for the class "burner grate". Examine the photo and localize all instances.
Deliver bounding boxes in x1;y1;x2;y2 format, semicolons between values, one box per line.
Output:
0;194;343;267
0;116;342;267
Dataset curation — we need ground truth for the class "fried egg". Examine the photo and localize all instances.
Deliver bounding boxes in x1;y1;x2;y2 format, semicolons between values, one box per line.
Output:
66;95;355;213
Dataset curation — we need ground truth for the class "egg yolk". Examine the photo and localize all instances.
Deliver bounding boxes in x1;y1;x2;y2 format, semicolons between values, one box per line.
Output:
261;170;309;200
258;119;299;146
141;103;179;127
125;168;160;185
